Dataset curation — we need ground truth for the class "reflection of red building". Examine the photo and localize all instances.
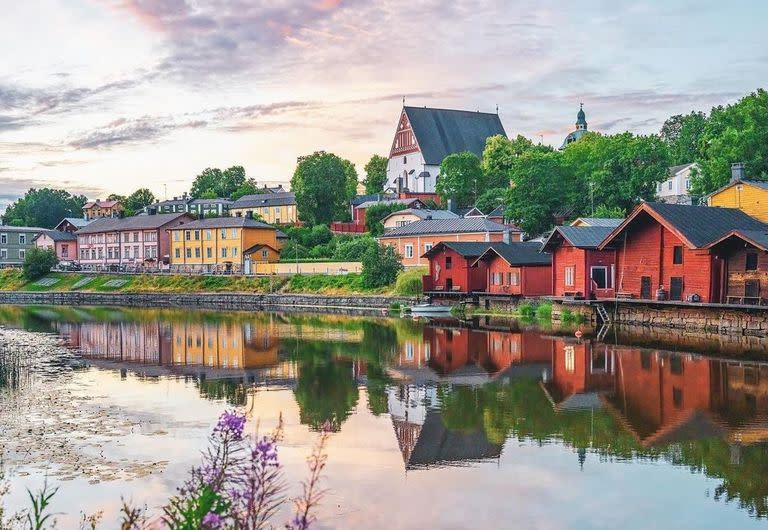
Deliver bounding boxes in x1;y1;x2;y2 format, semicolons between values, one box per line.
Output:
546;339;616;410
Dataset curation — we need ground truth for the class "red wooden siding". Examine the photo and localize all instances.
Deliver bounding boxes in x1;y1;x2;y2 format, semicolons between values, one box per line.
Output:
426;246;488;293
551;244;616;299
485;255;552;296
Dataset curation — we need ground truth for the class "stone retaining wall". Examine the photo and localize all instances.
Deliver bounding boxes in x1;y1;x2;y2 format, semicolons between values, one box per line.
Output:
0;291;414;314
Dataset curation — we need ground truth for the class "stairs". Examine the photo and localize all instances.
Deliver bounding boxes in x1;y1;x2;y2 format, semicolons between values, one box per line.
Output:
594;303;612;324
596;322;611;342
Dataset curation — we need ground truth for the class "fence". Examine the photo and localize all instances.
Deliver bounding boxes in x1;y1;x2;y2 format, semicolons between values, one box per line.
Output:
254;261;362;275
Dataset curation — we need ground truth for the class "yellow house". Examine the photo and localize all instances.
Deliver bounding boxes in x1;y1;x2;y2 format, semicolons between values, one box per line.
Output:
707;174;768;223
230;192;297;225
169;217;280;273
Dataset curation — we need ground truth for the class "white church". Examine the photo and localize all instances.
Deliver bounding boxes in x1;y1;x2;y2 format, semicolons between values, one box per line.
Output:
384;106;507;194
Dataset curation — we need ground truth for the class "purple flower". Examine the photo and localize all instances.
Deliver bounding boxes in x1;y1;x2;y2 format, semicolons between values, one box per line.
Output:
202;512;224;529
253;437;278;466
214;410;246;441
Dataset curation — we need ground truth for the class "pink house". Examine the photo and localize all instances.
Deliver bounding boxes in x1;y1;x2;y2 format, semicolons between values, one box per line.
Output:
76;213;193;269
33;230;78;262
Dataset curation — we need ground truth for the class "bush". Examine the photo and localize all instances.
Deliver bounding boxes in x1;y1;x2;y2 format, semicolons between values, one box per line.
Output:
517;302;535;319
361;244;403;288
22;248;58;280
332;236;377;261
535;302;553;320
364;203;407;236
394;267;427;296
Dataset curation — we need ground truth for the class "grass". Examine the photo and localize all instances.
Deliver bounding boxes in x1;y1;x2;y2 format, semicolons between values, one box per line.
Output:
283;273;386;295
393;267;426;296
0;269;27;290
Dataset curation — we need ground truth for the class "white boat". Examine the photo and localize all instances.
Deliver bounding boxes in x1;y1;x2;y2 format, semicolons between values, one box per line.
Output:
409;303;453;316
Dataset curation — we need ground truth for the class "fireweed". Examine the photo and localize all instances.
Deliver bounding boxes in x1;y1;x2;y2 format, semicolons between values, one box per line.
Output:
2;411;329;530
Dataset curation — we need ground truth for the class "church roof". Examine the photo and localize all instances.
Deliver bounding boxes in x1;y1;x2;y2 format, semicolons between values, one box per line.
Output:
560;128;588;149
403;106;506;165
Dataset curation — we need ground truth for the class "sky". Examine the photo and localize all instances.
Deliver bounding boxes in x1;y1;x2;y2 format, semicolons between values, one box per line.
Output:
0;0;766;212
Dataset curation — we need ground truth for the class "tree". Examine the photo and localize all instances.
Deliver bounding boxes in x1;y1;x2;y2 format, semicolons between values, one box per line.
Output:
123;188;155;216
22;248;58;280
342;159;359;207
693;89;768;195
190;166;247;199
364;203;406;236
291;151;353;225
361;244;403;288
435;152;483;208
1;188;87;229
660;111;707;165
593;204;625;219
481;134;551;190
475;187;506;214
230;178;263;200
363;155;388;194
332;236;378;261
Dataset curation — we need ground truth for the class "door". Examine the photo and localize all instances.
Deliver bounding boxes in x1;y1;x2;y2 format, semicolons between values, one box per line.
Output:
710;256;722;303
446;278;453;291
670;277;683;301
640;276;652;299
244;258;251;275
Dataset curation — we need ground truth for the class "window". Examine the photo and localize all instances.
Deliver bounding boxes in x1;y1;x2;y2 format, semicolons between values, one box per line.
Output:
745;279;760;298
185;230;191;241
233;247;238;257
564;346;575;373
207;248;213;258
403;155;407;164
221;248;228;258
509;271;520;286
174;231;180;241
746;253;758;271
424;243;433;253
590;266;608;289
0;234;6;244
670;355;683;375
175;248;181;258
262;249;269;258
18;234;26;245
194;230;200;240
133;232;139;242
206;230;212;240
404;244;413;258
656;183;662;193
231;228;237;238
18;249;25;260
0;249;6;260
564;266;575;287
672;246;683;265
185;248;192;258
194;248;201;258
445;256;452;270
641;351;652;370
685;179;691;190
667;180;673;191
221;229;227;239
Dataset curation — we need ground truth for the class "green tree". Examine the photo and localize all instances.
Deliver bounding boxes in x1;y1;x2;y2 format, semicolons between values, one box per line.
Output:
291;151;353;225
660;111;707;165
1;188;87;229
342;159;360;213
364;203;406;236
230;178;263;200
592;204;625;219
332;236;378;261
436;152;484;208
505;150;577;235
22;248;58;280
475;187;506;214
123;188;156;216
481;134;551;190
190;166;247;199
363;155;388;194
361;244;403;288
693;89;768;195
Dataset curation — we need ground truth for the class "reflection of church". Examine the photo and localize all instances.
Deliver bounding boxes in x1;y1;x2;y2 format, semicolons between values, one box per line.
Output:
560;103;589;149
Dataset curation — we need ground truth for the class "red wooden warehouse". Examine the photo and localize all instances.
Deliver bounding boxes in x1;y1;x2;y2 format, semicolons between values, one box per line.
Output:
541;226;617;299
473;242;553;297
599;202;768;303
422;242;496;294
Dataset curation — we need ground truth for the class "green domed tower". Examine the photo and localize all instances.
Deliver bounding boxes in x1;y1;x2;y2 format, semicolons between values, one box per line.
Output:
561;103;589;149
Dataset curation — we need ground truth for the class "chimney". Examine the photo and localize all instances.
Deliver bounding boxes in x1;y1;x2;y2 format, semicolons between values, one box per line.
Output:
503;230;511;244
731;162;746;183
182;192;189;200
447;198;455;212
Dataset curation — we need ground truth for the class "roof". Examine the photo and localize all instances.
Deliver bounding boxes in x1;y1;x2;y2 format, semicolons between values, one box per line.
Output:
380;218;516;238
76;213;193;234
351;193;391;206
232;192;296;209
668;163;695;176
356;198;422;209
83;199;120;209
705;179;768;199
570;217;624;228
382;208;459;223
541;225;615;251
154;198;190;207
462;207;485;217
57;217;90;229
36;230;77;242
403;106;506;165
243;243;280;255
487;205;505;218
600;202;768;250
705;229;768;251
0;225;46;233
189;198;233;206
474;242;551;266
169;217;274;230
276;230;289;239
422;241;498;259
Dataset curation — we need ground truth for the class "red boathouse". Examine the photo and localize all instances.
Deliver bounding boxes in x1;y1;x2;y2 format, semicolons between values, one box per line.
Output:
473;242;553;297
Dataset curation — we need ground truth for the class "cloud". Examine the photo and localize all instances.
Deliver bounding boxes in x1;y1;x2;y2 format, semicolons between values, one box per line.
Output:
69;115;207;149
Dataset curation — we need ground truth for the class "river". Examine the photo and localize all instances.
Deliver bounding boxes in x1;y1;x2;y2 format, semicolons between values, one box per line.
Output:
0;305;766;529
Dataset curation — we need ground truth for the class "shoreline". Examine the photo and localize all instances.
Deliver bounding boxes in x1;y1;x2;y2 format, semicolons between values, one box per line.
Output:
0;290;415;315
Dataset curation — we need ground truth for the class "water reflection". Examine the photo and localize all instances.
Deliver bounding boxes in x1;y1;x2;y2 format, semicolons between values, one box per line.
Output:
2;305;768;522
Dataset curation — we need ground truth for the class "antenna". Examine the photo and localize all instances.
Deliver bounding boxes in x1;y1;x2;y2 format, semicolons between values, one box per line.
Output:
402;96;405;106
539;134;544;144
496;104;499;114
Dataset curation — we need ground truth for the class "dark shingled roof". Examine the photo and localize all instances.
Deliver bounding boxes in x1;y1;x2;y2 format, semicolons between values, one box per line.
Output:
76;213;192;234
384;208;459;222
605;202;768;249
380;218;515;238
171;217;274;230
423;241;497;258
543;226;614;250
571;217;623;228
232;192;295;209
668;163;695;176
37;230;77;242
404;106;506;165
715;229;768;251
243;243;280;255
487;205;505;218
477;242;551;266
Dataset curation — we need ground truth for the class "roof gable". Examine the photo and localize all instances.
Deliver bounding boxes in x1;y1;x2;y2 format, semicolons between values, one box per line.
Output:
381;217;517;238
542;226;614;251
403;107;507;165
599;202;768;249
706;179;768;199
422;241;496;259
474;242;551;267
76;213;193;234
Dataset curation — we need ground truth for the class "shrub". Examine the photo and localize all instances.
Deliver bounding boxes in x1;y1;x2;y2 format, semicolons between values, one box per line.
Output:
22;248;58;281
361;244;403;288
332;236;377;261
364;203;407;236
517;302;535;319
394;267;427;296
535;302;553;320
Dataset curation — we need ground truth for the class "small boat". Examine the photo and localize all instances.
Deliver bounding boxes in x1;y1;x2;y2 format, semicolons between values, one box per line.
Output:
409;303;453;316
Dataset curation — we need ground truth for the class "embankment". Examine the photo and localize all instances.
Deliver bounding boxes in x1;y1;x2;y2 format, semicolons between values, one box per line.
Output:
0;291;414;315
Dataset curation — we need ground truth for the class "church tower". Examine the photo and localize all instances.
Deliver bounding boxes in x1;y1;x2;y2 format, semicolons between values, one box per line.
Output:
560;103;589;149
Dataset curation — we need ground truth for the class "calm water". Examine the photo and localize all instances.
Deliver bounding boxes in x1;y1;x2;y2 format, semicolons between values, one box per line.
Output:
1;306;767;529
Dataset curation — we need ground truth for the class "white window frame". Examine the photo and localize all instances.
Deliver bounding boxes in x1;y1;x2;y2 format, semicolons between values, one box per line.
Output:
564;266;575;287
424;243;433;253
18;234;26;245
0;234;6;244
590;265;610;289
404;244;414;258
18;249;25;260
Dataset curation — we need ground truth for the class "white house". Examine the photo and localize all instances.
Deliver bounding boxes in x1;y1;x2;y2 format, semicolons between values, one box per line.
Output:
656;163;698;205
385;106;506;194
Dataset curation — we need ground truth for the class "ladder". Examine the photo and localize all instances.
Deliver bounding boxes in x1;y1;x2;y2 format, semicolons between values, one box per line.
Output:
596;322;611;342
594;303;612;324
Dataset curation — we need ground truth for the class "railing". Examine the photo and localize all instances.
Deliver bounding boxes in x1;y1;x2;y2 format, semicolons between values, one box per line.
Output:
330;222;367;234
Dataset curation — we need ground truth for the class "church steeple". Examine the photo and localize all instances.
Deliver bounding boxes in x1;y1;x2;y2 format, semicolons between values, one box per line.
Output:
576;102;587;131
